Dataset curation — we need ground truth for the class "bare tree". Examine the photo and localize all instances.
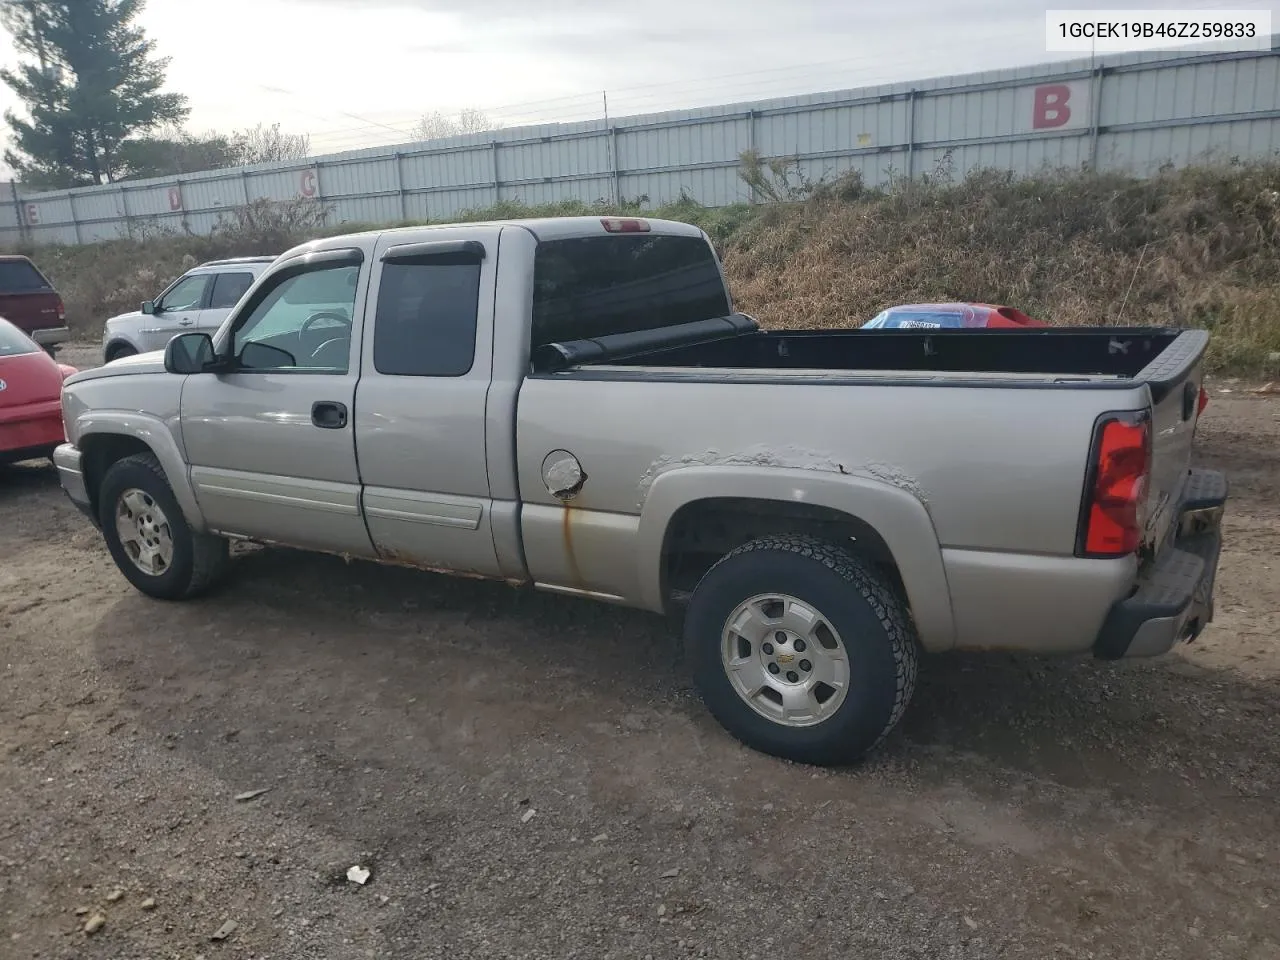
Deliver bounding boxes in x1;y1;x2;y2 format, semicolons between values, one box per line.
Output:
232;121;309;165
455;107;490;134
116;125;238;179
411;107;495;142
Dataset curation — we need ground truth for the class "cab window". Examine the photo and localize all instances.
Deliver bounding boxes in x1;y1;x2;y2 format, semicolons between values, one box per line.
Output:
231;264;359;373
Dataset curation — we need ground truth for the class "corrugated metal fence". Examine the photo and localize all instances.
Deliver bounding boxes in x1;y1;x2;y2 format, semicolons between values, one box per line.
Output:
3;41;1278;246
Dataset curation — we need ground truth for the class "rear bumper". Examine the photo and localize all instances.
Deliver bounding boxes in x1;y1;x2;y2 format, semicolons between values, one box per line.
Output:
53;442;95;523
30;326;71;346
0;401;64;462
1093;468;1227;659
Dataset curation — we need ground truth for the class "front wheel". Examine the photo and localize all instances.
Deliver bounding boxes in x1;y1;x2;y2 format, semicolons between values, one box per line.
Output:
684;535;918;766
98;452;229;600
105;343;138;362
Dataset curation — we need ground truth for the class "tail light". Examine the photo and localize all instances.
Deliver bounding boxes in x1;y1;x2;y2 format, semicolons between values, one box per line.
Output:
1078;413;1151;557
600;217;650;233
55;295;65;321
1197;385;1209;416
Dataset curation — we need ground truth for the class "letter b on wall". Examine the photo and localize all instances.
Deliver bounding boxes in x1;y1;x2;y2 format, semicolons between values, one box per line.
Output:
1017;80;1088;134
1033;84;1072;129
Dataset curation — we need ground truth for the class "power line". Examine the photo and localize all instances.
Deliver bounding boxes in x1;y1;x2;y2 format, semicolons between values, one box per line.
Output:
304;39;1037;151
294;28;1012;133
304;42;1046;153
295;14;1251;157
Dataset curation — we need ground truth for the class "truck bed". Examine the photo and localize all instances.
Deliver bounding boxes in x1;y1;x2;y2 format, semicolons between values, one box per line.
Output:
525;317;1208;596
634;326;1178;377
535;318;1187;386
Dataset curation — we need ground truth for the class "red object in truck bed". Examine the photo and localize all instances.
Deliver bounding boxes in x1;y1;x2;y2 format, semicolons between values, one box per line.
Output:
861;302;1049;329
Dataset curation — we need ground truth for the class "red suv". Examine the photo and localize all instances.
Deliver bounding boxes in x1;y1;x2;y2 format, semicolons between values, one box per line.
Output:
0;255;68;354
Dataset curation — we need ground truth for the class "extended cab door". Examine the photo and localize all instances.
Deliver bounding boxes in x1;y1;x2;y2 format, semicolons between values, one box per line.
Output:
353;228;504;578
179;249;376;558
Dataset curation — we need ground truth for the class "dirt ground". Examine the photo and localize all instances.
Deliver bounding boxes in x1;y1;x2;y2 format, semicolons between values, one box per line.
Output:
1;348;1277;960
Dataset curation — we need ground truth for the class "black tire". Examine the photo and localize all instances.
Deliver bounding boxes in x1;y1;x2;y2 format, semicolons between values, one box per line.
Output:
684;534;919;766
98;452;229;600
106;343;137;362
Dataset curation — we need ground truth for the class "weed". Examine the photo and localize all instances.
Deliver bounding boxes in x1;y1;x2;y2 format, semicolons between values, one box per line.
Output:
9;160;1280;373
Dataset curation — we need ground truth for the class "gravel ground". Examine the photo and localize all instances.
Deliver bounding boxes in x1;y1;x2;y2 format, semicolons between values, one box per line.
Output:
1;347;1278;959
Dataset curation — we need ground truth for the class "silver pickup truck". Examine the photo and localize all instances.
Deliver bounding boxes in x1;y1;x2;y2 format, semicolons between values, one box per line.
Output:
54;215;1228;765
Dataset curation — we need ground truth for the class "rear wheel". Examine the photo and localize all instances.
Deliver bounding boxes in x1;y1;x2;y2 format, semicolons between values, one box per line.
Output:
684;535;918;765
98;452;229;600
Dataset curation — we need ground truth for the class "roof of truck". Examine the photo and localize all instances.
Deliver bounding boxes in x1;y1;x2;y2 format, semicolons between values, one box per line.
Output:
277;216;707;263
197;255;278;268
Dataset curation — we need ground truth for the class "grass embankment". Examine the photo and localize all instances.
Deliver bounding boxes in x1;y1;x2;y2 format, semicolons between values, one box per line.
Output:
13;161;1280;374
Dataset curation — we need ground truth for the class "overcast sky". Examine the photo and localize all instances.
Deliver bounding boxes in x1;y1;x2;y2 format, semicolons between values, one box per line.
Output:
1;0;1275;170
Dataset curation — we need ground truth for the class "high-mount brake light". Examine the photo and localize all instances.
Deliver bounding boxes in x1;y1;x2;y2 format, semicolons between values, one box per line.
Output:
1079;415;1151;557
600;218;651;233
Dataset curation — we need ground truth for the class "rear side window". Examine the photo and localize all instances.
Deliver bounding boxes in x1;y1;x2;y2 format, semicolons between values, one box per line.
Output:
0;258;51;293
531;235;729;348
208;271;255;309
373;255;482;377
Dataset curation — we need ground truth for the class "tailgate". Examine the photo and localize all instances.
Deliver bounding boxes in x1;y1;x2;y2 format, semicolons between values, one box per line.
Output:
0;290;64;333
0;258;63;333
1138;330;1210;552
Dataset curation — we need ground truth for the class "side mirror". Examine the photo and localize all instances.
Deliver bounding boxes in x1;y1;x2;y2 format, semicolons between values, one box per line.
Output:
164;332;215;374
141;300;156;315
239;341;296;369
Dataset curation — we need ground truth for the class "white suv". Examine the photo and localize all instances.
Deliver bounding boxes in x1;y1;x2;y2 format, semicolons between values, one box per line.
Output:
102;256;277;362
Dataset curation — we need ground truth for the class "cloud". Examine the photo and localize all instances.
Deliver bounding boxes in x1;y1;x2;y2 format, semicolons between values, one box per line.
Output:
399;41;474;55
9;0;1188;177
261;0;1072;125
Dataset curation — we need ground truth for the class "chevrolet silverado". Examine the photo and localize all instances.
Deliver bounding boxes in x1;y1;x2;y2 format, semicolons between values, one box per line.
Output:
54;216;1228;764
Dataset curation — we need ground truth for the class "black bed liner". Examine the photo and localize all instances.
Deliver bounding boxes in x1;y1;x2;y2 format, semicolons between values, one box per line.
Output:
533;314;1202;401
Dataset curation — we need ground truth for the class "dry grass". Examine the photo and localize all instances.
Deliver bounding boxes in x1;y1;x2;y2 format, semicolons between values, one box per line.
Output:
8;162;1280;374
721;163;1280;373
9;199;331;341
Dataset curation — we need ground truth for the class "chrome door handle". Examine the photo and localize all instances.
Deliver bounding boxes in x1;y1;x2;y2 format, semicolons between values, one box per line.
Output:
178;317;195;326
